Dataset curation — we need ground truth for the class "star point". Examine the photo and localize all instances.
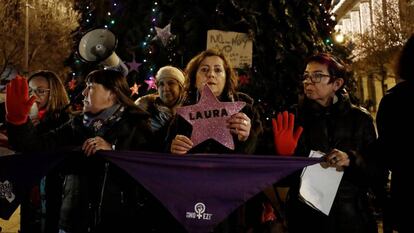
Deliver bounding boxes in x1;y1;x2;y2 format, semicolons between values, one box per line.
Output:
154;23;175;46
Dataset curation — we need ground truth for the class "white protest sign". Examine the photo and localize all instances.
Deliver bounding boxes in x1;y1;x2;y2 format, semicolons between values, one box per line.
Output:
206;30;252;68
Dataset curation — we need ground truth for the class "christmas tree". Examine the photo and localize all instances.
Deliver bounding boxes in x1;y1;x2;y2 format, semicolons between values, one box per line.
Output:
67;0;339;153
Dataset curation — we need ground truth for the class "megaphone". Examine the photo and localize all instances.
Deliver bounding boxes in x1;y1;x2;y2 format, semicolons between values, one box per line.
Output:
78;28;120;67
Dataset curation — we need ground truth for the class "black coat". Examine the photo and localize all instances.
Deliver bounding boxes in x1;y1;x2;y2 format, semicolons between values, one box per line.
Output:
135;94;175;151
286;92;378;233
7;107;161;233
376;80;414;232
19;108;71;233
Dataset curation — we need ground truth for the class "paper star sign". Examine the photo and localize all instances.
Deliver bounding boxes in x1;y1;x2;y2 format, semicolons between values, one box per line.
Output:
145;76;157;90
68;78;77;91
154;23;174;46
238;74;250;85
126;55;142;73
130;82;141;96
176;85;246;150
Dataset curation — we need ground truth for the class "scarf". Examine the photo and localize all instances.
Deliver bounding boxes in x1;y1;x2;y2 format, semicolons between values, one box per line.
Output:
82;104;125;135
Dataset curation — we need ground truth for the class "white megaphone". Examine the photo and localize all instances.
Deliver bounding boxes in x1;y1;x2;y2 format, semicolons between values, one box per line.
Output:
78;28;121;67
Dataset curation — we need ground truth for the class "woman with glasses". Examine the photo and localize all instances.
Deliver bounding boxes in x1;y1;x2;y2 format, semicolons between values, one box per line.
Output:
27;70;71;128
20;70;72;233
274;53;378;233
6;70;154;233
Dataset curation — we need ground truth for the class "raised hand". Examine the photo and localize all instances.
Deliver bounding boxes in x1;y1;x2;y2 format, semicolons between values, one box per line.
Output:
6;76;36;125
271;111;303;156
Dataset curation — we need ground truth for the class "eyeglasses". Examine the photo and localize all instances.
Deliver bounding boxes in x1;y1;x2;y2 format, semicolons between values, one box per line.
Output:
302;73;331;83
29;88;50;96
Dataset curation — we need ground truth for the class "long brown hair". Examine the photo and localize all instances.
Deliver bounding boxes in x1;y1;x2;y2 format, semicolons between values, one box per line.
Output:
28;70;70;113
184;49;238;101
85;69;140;110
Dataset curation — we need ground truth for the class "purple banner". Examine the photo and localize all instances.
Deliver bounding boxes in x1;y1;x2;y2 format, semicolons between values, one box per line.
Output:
0;151;70;219
1;151;320;232
100;151;320;233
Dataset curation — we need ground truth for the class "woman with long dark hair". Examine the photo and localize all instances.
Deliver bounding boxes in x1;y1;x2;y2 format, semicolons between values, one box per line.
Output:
6;69;155;233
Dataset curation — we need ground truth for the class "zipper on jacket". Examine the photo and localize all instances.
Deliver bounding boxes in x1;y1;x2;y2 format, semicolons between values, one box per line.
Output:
97;162;110;225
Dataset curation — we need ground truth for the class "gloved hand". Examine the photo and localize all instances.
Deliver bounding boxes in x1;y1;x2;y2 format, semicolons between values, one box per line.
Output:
6;75;36;125
272;111;303;156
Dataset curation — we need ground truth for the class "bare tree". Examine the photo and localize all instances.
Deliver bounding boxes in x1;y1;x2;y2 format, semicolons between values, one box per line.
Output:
352;0;411;96
0;0;23;76
0;0;78;79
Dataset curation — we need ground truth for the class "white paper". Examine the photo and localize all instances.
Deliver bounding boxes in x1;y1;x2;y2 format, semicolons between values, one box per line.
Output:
299;150;344;215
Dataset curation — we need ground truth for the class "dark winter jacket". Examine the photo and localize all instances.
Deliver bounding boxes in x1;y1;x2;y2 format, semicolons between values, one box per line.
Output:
7;107;161;233
376;80;414;232
286;91;378;233
135;94;175;150
19;108;71;233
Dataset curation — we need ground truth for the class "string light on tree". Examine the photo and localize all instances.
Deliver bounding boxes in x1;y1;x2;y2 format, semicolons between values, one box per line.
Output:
334;33;345;44
138;1;160;80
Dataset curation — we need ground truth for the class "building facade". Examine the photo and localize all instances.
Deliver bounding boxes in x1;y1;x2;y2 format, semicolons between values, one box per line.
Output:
332;0;413;113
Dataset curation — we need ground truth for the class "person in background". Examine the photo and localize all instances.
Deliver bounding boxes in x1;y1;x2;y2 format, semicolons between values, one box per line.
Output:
375;34;414;233
19;70;72;233
27;70;71;131
273;53;378;233
0;85;13;156
135;65;185;149
167;49;263;232
6;69;156;233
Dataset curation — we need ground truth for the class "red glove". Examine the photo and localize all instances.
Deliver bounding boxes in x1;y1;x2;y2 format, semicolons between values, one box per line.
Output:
6;75;36;125
272;111;303;156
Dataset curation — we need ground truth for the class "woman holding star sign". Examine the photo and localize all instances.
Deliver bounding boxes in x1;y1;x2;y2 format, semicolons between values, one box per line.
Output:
166;49;264;232
168;49;263;155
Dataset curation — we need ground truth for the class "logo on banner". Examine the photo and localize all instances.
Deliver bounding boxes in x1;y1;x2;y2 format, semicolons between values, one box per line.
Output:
0;180;15;203
186;202;212;220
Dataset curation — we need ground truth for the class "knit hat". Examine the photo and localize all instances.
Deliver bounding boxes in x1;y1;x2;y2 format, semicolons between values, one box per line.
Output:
156;66;185;85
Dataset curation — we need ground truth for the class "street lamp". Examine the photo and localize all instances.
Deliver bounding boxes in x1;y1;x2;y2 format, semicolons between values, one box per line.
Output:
24;0;34;74
334;33;345;44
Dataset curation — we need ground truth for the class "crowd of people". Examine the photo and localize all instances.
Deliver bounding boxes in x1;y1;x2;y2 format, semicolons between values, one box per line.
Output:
1;33;412;233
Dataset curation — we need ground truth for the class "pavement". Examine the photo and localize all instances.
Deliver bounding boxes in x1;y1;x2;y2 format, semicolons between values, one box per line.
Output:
0;202;388;233
0;205;20;233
